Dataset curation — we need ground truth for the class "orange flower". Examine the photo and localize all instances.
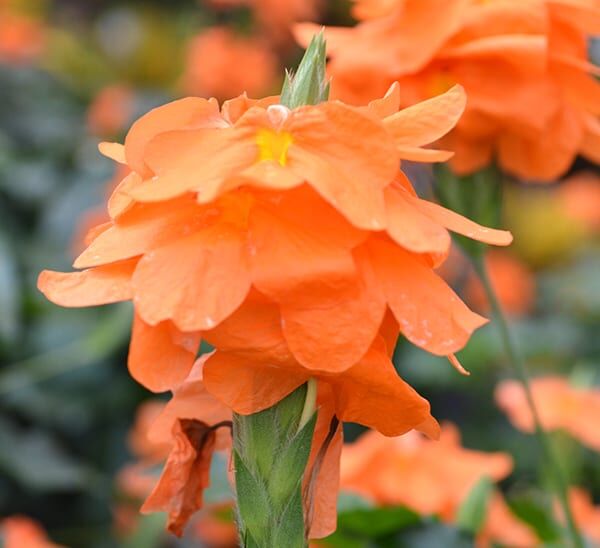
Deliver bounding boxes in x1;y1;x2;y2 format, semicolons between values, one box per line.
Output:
340;425;535;547
478;493;538;548
209;0;322;45
116;400;171;502
557;171;600;233
340;423;512;519
0;516;62;548
39;83;512;535
568;488;600;544
0;11;45;64
193;503;238;548
465;250;536;316
87;85;135;138
496;376;600;451
182;27;278;100
298;0;600;181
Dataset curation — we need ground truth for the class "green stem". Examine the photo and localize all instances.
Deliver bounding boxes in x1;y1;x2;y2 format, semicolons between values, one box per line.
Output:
233;383;317;548
472;256;584;548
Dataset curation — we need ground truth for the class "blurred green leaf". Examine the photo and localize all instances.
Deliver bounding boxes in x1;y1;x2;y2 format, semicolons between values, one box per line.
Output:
337;506;421;537
122;512;166;548
390;522;475;548
0;416;94;490
455;477;494;535
508;492;562;542
0;234;20;342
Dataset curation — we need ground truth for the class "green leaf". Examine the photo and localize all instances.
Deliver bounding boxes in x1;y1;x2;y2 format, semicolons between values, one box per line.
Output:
508;492;562;542
338;506;421;537
269;414;316;508
0;234;20;342
233;450;271;545
0;416;93;490
122;513;166;548
392;522;475;548
456;476;494;534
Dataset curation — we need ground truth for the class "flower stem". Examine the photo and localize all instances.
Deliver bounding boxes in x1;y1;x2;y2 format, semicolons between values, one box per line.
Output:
471;256;584;548
232;384;317;548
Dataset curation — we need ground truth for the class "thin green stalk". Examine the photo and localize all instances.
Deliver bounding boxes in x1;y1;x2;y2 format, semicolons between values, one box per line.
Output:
472;256;584;548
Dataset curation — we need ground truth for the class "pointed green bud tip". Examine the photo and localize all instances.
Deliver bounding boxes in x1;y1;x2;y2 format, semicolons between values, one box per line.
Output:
280;30;330;109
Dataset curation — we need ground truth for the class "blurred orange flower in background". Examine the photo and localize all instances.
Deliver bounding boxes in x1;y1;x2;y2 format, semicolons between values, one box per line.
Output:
496;376;600;451
182;27;278;100
569;488;600;544
557;171;600;233
340;424;537;547
87;84;135;139
0;6;45;64
298;0;600;181
0;516;62;548
209;0;322;45
465;250;536;316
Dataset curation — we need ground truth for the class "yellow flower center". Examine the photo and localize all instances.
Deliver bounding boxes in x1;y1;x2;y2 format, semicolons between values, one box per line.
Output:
256;129;293;166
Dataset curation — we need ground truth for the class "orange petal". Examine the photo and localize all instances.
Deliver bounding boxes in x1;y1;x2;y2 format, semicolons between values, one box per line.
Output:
384;85;466;147
581;114;600;164
281;248;386;373
248;203;357;302
547;0;600;35
397;146;455;163
369;238;488;355
141;419;217;537
448;354;470;376
331;340;436;436
202;291;295;366
107;171;140;219
441;35;547;74
410;194;513;246
125;97;222;176
221;93;279;124
288;102;396;230
132;225;251;331
385;184;452;255
37;259;136;307
98;141;126;164
128;313;201;392
366;82;401;119
202;352;308;415
128;128;256;203
148;356;231;449
74;197;207;268
305;390;343;540
498;104;582;181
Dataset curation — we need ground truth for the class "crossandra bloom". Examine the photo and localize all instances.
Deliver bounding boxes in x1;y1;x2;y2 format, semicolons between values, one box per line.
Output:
208;0;322;45
39;82;511;535
0;8;45;65
340;425;537;547
465;250;536;317
182;27;278;100
496;376;600;451
0;516;63;548
297;0;600;181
